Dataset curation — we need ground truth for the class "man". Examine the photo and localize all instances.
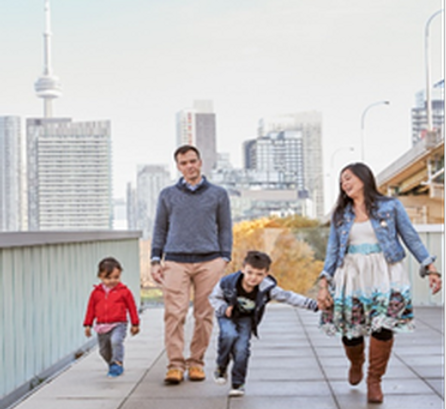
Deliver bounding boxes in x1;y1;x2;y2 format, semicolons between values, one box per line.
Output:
151;145;232;384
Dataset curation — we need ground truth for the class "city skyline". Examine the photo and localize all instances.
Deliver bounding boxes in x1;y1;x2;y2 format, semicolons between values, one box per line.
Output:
0;0;443;213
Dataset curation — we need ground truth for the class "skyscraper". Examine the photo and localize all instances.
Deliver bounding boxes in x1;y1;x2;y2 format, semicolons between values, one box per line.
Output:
176;100;217;176
411;80;444;145
0;116;22;231
254;111;324;219
126;182;137;231
27;118;113;230
136;164;170;239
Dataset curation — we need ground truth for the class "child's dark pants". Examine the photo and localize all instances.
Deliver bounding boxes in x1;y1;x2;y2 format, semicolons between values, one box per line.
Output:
97;323;127;364
216;316;252;386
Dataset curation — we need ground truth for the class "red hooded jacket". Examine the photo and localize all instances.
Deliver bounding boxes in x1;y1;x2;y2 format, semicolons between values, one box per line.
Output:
83;282;140;327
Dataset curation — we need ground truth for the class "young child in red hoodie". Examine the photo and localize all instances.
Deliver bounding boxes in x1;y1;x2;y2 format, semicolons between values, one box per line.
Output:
84;257;140;377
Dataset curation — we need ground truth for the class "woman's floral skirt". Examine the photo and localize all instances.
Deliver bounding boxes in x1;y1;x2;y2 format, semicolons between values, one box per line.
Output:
320;252;415;339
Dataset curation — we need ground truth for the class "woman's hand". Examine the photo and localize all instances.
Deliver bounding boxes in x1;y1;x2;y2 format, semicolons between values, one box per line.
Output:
317;278;333;311
429;274;441;294
426;264;442;295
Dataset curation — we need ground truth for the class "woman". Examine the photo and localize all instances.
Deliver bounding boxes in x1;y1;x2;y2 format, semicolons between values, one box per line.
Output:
317;163;441;404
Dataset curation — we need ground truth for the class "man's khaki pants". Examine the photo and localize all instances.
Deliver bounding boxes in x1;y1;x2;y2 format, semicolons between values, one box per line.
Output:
162;258;226;371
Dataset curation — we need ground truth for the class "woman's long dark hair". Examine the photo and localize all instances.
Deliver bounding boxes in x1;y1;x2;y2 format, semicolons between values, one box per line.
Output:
333;163;387;225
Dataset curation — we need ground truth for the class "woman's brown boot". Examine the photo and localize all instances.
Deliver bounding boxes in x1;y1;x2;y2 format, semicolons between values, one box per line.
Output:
344;342;365;385
367;337;394;403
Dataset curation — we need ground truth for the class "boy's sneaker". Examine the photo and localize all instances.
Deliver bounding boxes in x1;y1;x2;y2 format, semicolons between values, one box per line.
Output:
213;367;227;385
108;362;124;377
229;384;245;397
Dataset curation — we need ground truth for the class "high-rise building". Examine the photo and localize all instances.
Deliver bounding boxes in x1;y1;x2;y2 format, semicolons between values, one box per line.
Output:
0;116;22;231
411;80;444;145
27;118;113;230
176;100;217;176
243;139;257;170
126;182;137;230
136;164;171;239
251;111;324;219
246;131;305;191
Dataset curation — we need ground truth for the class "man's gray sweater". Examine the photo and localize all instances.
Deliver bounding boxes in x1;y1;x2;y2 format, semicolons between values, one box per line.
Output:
151;177;233;263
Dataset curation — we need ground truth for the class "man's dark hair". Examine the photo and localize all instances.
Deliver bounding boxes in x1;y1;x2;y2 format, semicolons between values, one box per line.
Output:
98;257;123;278
243;251;272;271
174;145;201;162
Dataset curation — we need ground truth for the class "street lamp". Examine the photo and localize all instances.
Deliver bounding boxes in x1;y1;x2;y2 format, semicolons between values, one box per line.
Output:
330;146;355;204
360;101;390;162
425;9;443;132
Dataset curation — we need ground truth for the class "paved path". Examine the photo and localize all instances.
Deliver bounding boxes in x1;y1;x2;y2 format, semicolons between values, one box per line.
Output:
12;305;444;409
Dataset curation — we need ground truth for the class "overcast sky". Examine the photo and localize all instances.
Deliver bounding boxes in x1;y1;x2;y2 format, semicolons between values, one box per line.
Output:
0;0;443;212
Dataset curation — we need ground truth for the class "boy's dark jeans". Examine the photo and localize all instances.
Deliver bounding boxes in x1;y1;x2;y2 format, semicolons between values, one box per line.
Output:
216;316;252;386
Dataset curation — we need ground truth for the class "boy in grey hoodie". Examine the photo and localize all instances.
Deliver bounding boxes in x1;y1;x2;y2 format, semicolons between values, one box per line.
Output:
209;250;318;397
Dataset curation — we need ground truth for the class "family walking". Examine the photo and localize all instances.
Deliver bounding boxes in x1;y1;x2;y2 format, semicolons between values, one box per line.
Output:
83;146;441;405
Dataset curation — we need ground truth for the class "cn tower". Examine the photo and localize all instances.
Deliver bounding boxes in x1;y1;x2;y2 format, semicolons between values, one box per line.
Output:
34;0;62;118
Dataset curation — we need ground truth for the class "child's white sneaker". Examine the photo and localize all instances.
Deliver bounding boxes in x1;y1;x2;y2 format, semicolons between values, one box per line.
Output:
213;367;227;385
229;384;245;397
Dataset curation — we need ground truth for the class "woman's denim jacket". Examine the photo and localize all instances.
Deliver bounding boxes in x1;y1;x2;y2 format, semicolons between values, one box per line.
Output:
320;197;436;281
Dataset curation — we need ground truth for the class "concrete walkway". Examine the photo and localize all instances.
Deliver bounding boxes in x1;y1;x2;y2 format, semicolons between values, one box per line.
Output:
11;305;444;409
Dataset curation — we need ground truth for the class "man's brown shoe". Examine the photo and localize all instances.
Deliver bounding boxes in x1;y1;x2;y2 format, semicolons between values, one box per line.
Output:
188;366;206;381
164;368;184;384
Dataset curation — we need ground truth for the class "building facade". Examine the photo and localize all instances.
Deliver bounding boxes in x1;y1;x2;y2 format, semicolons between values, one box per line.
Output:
136;164;171;239
210;167;314;221
27;118;113;230
126;182;137;231
0;116;22;231
247;111;324;219
377;128;444;225
176;100;217;176
245;131;306;192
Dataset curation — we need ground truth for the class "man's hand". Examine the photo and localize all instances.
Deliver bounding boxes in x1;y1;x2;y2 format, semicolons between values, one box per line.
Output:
225;305;234;318
151;263;164;285
131;326;140;336
84;327;92;337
